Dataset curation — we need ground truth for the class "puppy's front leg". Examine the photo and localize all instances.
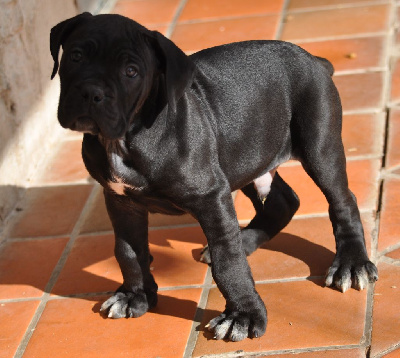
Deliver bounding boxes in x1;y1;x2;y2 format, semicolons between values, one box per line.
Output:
100;190;158;318
189;186;267;341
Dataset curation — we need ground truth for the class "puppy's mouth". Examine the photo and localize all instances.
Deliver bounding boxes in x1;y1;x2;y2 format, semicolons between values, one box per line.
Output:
70;115;128;140
69;116;101;135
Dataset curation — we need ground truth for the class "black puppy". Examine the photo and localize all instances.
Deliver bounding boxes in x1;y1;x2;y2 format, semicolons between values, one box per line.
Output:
50;13;378;341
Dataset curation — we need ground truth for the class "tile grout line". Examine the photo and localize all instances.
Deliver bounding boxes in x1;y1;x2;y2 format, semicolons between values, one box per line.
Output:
274;0;291;41
333;68;388;76
198;344;363;358
337;154;383;162
287;32;391;45
7;234;83;243
379;255;400;267
174;12;295;27
0;297;42;304
165;0;189;39
281;154;384;164
375;0;398;258
378;240;400;257
183;267;213;358
381;172;400;181
6;222;201;242
342;108;389;115
376;342;400;358
13;184;101;358
255;275;325;285
364;0;398;356
382;150;400;173
286;0;389;15
363;282;377;356
97;0;118;15
294;31;387;43
13;301;48;358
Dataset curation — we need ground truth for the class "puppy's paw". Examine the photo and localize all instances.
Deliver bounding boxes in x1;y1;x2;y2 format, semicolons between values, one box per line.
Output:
206;309;267;341
200;244;211;264
325;257;378;293
100;289;154;318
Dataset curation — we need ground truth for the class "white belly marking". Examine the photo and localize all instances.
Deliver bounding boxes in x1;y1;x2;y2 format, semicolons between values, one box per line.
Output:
108;175;141;195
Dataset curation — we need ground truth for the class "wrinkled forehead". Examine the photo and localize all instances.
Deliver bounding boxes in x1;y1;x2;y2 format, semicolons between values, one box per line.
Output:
63;15;149;55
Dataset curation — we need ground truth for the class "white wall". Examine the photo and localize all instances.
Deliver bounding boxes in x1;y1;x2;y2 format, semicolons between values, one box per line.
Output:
0;0;78;225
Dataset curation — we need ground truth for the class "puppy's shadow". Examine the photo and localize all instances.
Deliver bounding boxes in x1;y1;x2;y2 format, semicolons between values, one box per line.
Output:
92;294;219;322
260;232;335;278
192;231;335;287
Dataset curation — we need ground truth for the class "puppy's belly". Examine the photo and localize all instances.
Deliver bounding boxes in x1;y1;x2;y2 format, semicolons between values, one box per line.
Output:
253;169;276;200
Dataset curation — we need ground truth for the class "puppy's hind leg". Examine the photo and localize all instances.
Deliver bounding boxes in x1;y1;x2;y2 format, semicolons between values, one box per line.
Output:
200;172;299;263
293;76;378;292
240;172;300;255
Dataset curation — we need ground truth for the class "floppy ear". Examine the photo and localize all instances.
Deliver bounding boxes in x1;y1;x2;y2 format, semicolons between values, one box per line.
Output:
50;12;93;79
150;31;195;113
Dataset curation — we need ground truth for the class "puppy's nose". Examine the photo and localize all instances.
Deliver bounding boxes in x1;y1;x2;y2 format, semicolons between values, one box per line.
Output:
81;84;105;104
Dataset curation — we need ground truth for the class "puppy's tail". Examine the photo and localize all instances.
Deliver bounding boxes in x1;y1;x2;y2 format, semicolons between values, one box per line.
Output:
316;56;334;76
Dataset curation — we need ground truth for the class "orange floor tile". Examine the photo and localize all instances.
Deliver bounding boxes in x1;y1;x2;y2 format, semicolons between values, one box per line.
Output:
1;0;400;357
193;281;367;356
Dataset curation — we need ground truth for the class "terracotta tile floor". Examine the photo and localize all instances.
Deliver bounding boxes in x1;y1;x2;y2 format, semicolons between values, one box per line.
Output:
1;0;399;357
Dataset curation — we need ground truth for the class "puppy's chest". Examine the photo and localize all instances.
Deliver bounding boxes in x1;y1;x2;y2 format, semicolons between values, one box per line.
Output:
106;156;149;196
107;173;143;195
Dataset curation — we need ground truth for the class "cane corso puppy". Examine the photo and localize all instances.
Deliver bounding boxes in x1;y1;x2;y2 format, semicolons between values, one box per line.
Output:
50;12;378;341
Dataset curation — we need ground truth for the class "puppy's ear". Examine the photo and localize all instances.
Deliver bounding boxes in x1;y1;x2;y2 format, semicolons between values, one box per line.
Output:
151;31;195;113
50;12;93;80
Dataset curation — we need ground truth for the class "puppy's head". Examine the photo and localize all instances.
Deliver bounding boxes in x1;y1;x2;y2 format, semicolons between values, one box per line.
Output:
50;13;195;140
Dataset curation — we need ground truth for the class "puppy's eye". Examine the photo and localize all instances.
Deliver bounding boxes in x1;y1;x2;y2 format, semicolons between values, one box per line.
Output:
70;50;83;62
126;66;138;78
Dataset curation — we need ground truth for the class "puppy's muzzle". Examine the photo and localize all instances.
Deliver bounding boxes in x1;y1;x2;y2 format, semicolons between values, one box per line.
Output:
59;81;126;139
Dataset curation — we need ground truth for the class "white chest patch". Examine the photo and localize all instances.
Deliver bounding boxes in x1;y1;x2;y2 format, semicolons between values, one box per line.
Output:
253;169;277;201
108;175;141;196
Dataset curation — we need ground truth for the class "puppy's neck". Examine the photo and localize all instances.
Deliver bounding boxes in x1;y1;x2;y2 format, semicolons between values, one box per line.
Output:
98;135;128;157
